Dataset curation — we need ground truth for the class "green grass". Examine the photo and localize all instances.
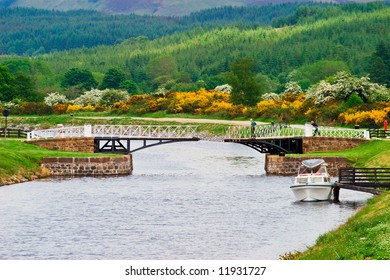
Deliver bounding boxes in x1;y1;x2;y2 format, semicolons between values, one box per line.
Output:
296;192;390;260
300;140;390;168
0;140;113;184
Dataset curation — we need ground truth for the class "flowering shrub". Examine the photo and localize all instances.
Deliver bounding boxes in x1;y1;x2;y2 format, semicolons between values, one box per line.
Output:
66;104;83;114
262;93;280;101
339;107;390;126
166;89;230;114
214;84;232;94
99;89;129;107
306;81;337;105
72;88;102;106
306;71;389;105
52;103;69;114
18;102;53;115
283;82;302;95
44;92;68;106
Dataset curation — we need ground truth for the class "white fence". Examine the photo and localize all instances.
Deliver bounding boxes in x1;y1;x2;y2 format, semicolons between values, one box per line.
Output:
225;123;370;139
28;124;198;140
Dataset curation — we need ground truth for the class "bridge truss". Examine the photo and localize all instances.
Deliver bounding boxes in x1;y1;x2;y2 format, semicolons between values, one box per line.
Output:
28;124;200;153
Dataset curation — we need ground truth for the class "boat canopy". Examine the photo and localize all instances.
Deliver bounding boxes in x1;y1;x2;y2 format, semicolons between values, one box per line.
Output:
301;159;325;169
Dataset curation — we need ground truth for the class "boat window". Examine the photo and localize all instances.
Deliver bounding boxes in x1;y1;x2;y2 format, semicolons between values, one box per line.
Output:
313;177;324;183
297;178;308;184
317;166;327;173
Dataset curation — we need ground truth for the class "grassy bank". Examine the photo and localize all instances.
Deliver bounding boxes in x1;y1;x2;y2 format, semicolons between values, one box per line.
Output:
295;140;390;168
296;192;390;259
0;140;112;185
285;140;390;259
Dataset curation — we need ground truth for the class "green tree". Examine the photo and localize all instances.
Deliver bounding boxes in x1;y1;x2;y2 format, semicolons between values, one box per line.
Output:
119;80;139;94
101;68;126;90
61;68;97;90
0;65;15;102
146;55;178;89
227;58;261;106
369;43;390;86
13;72;43;102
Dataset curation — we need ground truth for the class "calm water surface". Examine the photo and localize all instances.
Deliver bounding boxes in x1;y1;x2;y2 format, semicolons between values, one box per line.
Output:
0;141;372;259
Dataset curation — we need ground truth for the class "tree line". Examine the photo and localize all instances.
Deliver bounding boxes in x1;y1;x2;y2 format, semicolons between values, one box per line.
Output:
0;2;333;55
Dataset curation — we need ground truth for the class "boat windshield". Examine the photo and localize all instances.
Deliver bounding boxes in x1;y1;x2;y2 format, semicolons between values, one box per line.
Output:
298;163;328;175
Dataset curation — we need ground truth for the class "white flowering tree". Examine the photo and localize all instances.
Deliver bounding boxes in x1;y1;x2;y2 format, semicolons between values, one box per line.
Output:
306;71;390;105
72;88;103;106
261;93;280;101
99;89;129;107
306;81;338;105
44;92;68;106
214;84;232;94
283;82;302;95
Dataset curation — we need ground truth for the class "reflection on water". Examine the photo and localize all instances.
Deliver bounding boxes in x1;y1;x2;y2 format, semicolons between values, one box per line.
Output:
0;141;372;259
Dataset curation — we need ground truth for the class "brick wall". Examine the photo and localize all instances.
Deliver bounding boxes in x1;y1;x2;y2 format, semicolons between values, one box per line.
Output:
41;155;133;176
265;155;349;176
302;137;368;153
29;137;95;153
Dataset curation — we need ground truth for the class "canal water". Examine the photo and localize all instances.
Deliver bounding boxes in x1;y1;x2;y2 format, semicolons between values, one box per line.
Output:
0;141;372;260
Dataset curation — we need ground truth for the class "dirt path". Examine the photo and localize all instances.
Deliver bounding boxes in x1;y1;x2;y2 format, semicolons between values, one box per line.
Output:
76;116;263;126
131;117;260;126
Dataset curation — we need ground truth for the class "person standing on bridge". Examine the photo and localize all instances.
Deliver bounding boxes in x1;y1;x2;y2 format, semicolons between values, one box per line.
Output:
384;119;388;131
311;121;320;136
250;118;257;138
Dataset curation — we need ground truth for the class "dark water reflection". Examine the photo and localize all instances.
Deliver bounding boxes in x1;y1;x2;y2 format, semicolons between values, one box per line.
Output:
0;141;372;259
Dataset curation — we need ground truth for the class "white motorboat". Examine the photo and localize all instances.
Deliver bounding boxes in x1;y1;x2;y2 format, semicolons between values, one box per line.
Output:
290;159;334;202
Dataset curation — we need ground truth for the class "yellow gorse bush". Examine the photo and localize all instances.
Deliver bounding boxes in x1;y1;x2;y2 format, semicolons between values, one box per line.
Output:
339;107;390;126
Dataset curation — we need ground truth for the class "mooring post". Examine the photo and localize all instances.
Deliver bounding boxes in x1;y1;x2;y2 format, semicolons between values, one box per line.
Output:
333;184;340;203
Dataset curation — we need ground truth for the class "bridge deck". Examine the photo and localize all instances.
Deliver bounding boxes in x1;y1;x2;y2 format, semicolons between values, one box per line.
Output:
224;137;303;154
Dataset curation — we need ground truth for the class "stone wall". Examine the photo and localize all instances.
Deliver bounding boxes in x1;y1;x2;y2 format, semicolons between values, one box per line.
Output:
41;155;133;176
302;137;368;153
265;154;349;176
30;137;95;153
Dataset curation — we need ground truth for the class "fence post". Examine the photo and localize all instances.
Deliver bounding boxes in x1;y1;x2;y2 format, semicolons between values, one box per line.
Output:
84;124;92;137
305;123;313;137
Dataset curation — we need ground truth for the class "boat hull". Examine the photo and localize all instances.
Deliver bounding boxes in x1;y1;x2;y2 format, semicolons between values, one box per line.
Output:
290;184;333;202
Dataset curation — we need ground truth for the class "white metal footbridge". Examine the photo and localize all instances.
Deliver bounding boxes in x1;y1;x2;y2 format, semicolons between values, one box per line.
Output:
28;124;200;153
28;122;381;154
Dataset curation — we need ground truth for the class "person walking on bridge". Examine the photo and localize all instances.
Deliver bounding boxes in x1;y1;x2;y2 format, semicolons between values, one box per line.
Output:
311;121;320;136
250;118;257;138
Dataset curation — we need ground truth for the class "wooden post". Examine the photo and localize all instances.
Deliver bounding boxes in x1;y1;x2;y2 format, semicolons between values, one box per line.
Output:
333;184;340;203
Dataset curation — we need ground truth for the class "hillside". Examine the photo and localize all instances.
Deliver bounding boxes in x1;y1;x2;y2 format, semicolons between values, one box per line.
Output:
30;6;389;91
0;0;382;16
0;3;320;55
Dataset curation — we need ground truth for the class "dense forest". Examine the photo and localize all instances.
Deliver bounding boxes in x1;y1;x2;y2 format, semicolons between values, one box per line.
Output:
0;2;332;56
35;3;390;92
0;0;371;16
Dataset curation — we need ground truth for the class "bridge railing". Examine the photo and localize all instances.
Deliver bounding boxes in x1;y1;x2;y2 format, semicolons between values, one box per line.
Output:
226;124;370;139
92;125;198;138
28;126;85;139
318;127;370;139
28;124;199;139
226;124;305;139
